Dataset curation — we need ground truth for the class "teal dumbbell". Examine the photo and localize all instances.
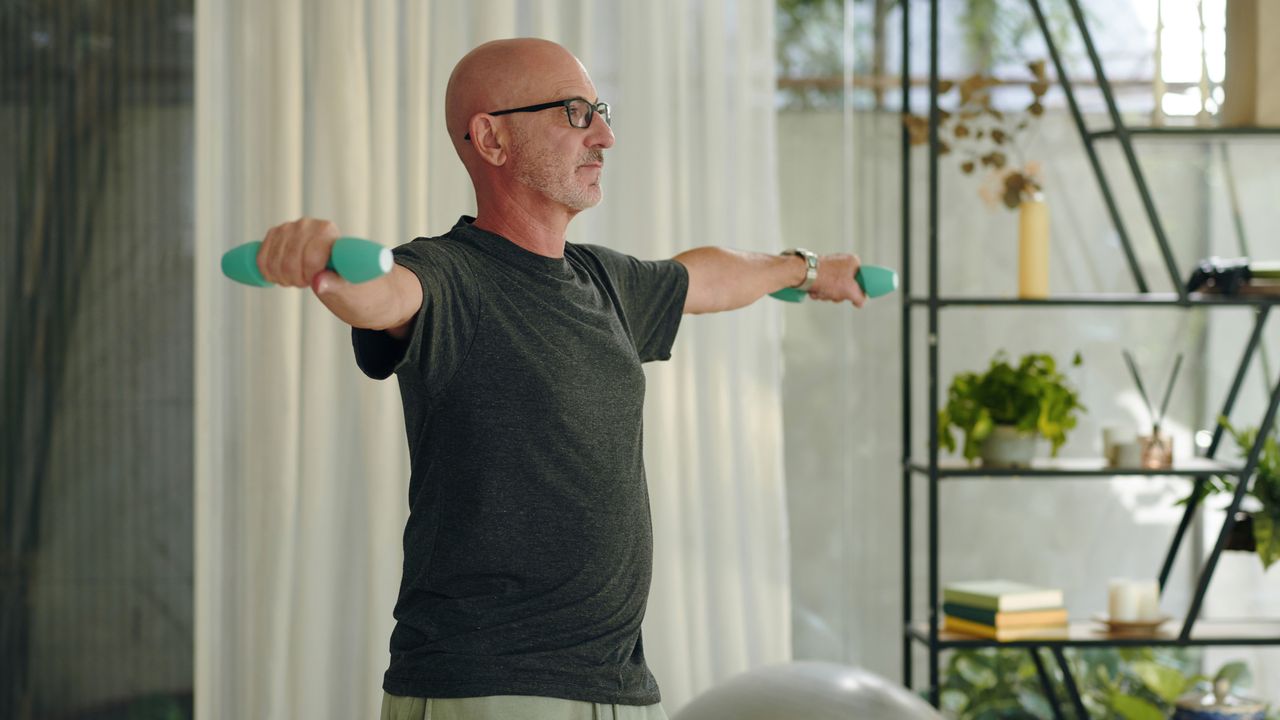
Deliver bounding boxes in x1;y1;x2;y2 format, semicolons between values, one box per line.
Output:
770;263;899;303
221;237;393;287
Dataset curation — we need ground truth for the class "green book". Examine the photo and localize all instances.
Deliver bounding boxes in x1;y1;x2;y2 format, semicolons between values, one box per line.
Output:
943;580;1063;612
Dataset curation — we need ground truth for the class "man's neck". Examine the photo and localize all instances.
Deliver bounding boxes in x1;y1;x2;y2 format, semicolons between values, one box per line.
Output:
473;189;576;258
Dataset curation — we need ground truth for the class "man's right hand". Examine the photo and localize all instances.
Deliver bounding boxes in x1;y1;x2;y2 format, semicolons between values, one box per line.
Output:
257;217;422;337
257;217;341;288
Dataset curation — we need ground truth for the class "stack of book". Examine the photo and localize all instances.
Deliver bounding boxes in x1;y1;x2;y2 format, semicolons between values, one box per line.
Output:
942;580;1069;641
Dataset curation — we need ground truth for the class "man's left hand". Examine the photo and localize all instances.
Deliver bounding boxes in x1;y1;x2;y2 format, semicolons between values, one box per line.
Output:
808;253;867;308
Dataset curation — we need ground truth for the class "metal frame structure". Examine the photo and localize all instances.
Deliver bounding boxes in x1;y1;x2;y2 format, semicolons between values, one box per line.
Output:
900;0;1280;713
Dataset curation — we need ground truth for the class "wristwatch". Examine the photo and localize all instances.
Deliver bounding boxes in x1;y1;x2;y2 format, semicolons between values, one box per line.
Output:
780;248;819;292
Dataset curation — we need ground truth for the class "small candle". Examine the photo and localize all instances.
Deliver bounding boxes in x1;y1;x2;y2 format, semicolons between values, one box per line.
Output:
1102;426;1137;466
1109;579;1139;621
1135;580;1161;620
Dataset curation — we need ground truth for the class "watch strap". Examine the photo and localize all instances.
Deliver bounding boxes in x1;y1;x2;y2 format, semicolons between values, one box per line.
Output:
780;248;819;292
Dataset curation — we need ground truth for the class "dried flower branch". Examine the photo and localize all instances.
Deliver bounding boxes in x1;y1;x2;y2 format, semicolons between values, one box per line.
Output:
904;60;1051;210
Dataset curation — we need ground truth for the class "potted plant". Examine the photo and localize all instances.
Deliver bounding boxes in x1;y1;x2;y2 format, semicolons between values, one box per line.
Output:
1182;419;1280;569
939;351;1084;467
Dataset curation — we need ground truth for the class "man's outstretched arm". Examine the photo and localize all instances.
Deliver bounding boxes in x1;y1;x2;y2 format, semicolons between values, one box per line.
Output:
256;217;423;339
673;247;866;315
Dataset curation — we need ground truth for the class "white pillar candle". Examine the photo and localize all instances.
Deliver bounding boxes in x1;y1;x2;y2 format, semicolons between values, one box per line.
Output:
1136;580;1161;620
1109;579;1140;621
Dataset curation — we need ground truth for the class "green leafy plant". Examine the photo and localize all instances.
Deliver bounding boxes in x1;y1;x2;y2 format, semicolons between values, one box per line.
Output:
1181;418;1280;569
956;0;1078;73
777;0;1076;111
938;646;1050;718
938;648;1256;720
939;351;1084;461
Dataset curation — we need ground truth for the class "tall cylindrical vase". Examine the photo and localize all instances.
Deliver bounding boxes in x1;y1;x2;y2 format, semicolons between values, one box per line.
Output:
1018;195;1050;299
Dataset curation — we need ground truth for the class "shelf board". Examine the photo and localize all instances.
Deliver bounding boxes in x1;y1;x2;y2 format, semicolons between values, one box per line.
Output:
908;456;1237;478
908;619;1280;648
906;293;1280;308
1090;126;1280;139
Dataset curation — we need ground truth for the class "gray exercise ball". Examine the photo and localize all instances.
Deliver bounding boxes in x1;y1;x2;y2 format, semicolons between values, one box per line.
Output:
672;661;943;720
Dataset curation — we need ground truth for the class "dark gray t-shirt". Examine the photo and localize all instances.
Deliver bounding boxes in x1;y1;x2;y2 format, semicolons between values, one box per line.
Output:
352;216;688;705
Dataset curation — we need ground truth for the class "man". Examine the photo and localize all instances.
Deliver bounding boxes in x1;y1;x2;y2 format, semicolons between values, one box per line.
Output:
255;38;865;720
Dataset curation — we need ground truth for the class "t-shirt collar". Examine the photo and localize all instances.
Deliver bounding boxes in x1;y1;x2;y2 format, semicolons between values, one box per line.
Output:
453;215;574;279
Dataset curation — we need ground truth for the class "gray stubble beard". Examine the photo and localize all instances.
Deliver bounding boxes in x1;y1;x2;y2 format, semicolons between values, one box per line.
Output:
510;128;604;211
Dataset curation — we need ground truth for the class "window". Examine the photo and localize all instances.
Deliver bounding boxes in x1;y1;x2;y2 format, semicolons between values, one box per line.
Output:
1;3;194;717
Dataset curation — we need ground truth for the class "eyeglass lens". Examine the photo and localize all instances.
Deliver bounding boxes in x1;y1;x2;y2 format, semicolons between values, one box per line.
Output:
567;99;610;129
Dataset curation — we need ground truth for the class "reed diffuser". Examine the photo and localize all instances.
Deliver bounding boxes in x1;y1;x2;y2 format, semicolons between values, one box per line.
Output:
1122;350;1183;469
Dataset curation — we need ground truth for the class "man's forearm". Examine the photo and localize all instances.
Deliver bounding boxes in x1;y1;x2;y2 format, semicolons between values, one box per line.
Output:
315;264;422;336
673;247;806;314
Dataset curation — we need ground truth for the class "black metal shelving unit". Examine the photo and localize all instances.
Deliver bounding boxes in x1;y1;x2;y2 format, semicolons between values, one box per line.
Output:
900;0;1280;714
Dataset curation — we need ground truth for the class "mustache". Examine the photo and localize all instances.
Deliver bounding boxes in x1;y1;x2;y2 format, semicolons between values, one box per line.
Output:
579;150;605;166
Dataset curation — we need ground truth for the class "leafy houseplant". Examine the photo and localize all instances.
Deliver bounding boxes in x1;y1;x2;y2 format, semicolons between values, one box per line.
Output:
938;647;1256;720
1182;419;1280;569
939;352;1084;464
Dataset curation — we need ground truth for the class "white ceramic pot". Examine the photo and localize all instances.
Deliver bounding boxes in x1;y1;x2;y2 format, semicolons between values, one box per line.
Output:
980;425;1039;468
1174;679;1266;720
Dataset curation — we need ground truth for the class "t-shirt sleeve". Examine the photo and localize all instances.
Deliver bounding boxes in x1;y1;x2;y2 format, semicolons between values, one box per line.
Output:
578;244;689;363
351;239;478;394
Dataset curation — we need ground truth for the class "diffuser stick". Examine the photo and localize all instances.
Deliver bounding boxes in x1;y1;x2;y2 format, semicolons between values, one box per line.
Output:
1153;353;1184;433
1123;350;1156;425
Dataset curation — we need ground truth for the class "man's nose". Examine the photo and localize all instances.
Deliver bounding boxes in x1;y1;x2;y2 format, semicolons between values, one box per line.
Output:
588;117;615;149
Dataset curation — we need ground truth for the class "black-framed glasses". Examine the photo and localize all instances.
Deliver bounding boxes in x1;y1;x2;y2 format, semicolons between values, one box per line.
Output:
463;97;611;141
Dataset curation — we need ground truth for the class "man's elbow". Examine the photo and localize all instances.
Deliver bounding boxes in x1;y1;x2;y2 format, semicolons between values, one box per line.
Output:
684;291;740;315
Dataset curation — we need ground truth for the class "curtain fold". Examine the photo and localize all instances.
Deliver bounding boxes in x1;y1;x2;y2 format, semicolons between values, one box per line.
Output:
195;2;787;717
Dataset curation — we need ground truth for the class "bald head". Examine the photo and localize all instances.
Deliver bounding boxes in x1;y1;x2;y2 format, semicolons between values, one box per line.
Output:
446;39;594;151
445;39;614;228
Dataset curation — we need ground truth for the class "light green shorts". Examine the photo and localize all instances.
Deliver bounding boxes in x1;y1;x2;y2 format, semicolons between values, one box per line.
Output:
380;693;669;720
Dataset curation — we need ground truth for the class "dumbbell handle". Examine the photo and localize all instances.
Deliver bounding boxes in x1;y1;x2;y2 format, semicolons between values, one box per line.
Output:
770;263;899;303
221;237;393;287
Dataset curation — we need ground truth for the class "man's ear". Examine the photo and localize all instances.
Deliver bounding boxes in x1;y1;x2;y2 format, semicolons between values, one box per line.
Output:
470;116;508;167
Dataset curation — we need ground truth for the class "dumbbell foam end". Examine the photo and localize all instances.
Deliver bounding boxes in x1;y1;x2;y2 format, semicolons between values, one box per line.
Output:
330;237;394;284
855;264;899;298
221;241;272;287
769;287;809;303
769;263;899;303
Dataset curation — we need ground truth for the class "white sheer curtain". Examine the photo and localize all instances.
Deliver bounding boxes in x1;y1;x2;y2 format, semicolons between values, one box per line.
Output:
195;1;787;718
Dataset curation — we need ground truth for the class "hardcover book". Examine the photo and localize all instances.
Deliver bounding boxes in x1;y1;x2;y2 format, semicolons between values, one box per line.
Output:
942;580;1064;612
942;602;1068;628
944;615;1071;642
